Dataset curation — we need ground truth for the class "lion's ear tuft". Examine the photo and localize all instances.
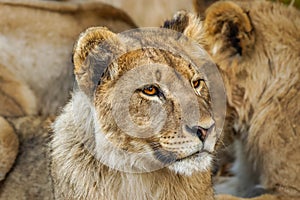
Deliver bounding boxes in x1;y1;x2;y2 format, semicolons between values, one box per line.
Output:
73;27;122;97
204;1;254;57
163;11;190;33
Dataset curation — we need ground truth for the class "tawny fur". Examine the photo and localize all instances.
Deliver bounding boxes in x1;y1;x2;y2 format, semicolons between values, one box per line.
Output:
165;1;300;200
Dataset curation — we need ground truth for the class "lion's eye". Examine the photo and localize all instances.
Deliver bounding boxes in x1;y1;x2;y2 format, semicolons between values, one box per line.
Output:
193;80;200;88
193;79;204;89
192;79;207;95
142;85;159;96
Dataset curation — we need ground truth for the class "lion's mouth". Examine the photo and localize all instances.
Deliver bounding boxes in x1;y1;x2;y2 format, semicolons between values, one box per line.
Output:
175;149;211;162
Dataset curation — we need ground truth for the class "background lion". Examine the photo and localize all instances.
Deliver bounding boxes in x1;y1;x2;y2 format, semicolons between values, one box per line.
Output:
164;0;300;199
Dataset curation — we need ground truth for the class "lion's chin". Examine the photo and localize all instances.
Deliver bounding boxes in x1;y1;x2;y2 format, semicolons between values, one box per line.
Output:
167;152;213;176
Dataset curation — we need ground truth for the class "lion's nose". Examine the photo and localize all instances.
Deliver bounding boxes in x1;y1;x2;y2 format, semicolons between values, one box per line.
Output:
193;124;215;143
196;126;208;142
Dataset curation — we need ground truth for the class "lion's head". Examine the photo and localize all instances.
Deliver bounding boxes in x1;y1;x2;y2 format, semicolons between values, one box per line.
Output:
69;26;225;175
164;0;299;125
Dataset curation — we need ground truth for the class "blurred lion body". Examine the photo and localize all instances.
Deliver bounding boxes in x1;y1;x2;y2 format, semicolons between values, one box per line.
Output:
165;1;300;200
0;0;135;195
204;3;300;199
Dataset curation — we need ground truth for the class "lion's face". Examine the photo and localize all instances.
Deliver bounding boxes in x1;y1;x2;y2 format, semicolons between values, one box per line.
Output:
74;28;223;175
94;49;216;175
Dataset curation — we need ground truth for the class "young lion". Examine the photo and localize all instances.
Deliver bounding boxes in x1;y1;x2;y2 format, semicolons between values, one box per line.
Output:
164;1;300;200
51;26;225;199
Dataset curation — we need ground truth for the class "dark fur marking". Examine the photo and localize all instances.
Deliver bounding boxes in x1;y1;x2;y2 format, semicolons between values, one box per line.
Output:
163;13;189;33
228;21;242;55
154;149;177;164
155;70;161;82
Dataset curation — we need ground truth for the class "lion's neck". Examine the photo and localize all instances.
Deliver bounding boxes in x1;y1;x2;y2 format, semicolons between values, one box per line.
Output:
55;148;214;199
112;168;214;200
81;163;214;200
51;91;214;200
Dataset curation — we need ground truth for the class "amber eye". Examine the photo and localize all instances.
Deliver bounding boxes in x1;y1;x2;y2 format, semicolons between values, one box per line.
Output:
193;79;201;88
142;85;159;96
193;79;206;91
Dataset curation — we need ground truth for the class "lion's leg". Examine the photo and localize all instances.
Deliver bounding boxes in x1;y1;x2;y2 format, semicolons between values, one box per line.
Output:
215;139;259;197
0;116;19;181
246;97;300;198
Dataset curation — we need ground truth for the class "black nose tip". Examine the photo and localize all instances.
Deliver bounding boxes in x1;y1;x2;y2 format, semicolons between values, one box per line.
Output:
185;124;215;143
193;123;215;143
196;127;208;142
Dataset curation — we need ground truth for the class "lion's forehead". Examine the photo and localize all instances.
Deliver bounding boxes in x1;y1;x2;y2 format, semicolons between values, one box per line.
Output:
110;48;196;80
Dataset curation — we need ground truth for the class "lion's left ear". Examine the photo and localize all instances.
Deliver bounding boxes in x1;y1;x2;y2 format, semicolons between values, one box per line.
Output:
73;27;124;97
203;1;254;57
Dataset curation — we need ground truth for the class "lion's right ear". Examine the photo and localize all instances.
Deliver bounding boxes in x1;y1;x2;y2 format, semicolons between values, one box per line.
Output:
164;2;254;59
203;1;254;58
73;27;123;97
